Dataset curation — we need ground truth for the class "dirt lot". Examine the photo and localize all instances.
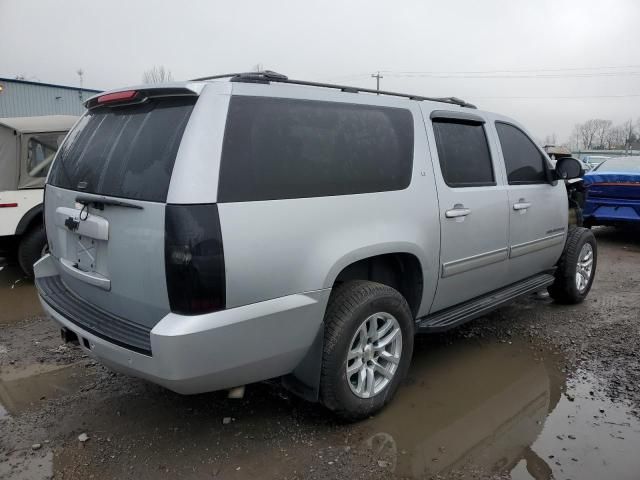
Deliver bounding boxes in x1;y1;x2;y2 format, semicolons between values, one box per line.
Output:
1;227;639;480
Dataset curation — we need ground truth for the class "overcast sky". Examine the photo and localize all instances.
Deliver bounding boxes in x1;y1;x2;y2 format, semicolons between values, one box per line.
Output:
2;0;640;141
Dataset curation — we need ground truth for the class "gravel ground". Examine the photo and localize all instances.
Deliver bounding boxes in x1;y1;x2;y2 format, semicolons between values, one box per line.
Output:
0;226;638;480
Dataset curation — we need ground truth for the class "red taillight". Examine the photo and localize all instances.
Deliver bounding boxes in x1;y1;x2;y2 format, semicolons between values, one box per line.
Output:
97;90;138;104
0;203;18;208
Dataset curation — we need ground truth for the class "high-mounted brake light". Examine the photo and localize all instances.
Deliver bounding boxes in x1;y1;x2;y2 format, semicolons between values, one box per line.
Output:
97;90;138;104
0;203;18;208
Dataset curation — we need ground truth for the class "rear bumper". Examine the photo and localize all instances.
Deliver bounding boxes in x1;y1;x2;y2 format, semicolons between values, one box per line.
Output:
34;254;330;394
583;197;640;225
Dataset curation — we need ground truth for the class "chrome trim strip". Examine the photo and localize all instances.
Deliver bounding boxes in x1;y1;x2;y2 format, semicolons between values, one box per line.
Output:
509;232;565;259
441;247;509;278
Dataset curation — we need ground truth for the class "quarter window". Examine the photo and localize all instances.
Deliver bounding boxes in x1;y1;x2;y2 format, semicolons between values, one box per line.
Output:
218;96;414;202
496;122;548;184
432;120;495;187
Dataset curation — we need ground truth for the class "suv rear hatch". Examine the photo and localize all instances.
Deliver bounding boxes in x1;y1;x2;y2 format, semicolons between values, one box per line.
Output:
42;89;198;354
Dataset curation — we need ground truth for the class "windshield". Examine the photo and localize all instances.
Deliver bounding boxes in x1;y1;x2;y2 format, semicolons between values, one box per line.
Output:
48;96;196;202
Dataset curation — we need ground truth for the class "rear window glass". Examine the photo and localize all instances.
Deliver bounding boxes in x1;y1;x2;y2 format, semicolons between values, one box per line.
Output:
218;96;414;202
594;157;640;172
49;96;196;202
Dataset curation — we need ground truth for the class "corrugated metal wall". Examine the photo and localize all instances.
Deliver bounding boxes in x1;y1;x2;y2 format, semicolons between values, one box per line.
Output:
0;79;100;117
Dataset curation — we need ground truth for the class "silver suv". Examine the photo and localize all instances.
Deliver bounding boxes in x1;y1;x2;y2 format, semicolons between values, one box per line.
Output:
35;72;596;419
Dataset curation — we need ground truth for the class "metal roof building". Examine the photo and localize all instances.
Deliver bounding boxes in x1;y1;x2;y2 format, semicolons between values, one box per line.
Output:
0;77;101;118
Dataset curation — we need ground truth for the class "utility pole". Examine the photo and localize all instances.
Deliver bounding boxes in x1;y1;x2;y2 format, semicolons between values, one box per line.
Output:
77;69;84;102
372;71;383;93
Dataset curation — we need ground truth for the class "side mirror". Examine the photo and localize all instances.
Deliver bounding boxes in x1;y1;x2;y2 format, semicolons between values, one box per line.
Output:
555;157;584;180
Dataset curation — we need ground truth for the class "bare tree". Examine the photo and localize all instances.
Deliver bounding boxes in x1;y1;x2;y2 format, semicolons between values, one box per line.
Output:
605;126;625;149
622;120;636;147
543;133;558;146
574;120;599;149
594;119;612;149
142;65;174;84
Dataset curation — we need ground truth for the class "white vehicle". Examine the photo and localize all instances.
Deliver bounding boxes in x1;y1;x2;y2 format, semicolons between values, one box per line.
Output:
0;116;77;276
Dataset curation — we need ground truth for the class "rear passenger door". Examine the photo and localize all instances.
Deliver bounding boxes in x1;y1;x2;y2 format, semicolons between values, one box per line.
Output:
493;122;567;283
427;111;510;313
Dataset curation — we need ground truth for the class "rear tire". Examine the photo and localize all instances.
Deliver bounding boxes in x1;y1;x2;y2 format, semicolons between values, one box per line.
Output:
18;225;47;278
548;227;597;304
320;280;414;421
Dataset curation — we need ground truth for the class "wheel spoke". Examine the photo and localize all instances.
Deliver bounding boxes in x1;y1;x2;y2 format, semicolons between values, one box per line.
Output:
347;358;363;377
376;317;394;339
379;350;400;365
365;366;375;397
372;360;393;379
356;366;367;394
374;327;400;351
347;349;361;361
367;317;378;341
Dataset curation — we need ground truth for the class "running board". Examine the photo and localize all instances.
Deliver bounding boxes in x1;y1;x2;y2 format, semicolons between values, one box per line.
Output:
416;273;555;333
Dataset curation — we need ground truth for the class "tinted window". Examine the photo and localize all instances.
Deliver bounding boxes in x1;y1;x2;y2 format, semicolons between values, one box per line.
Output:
496;123;548;184
49;97;196;202
432;120;494;187
594;157;640;172
218;96;414;202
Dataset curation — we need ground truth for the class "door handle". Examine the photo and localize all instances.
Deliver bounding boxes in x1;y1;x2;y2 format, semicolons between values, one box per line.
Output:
513;201;532;211
445;206;471;218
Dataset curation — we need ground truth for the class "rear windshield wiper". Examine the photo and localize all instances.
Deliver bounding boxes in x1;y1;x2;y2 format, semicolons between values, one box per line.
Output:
75;195;143;210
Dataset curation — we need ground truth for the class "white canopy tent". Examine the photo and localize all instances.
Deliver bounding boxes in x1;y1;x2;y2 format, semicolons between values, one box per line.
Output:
0;115;78;191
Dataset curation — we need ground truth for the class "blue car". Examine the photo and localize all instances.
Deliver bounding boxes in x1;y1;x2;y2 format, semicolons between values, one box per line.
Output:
583;156;640;227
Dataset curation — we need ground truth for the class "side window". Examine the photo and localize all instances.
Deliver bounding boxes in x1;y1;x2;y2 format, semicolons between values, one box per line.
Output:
432;120;495;187
218;96;414;202
496;122;548;184
27;133;62;177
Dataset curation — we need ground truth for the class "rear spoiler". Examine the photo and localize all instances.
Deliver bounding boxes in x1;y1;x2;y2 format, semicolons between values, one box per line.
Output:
84;84;203;110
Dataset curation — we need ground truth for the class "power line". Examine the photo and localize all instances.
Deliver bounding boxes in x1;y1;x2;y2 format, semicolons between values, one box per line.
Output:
380;64;640;75
476;94;640;99
381;71;640;79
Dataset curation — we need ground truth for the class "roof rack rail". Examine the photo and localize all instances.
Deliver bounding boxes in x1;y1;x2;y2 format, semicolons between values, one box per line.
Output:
189;71;477;109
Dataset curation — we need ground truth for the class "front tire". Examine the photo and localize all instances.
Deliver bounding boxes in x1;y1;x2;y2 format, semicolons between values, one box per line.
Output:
18;225;47;278
320;281;414;421
548;227;597;304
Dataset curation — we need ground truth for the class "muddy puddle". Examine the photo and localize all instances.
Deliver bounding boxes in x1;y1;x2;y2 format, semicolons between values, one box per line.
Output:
2;329;639;479
0;261;43;325
357;338;640;479
0;362;92;418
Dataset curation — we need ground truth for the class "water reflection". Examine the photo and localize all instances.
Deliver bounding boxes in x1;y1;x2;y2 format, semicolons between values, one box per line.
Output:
0;363;92;417
360;339;561;478
359;338;640;479
0;261;43;325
